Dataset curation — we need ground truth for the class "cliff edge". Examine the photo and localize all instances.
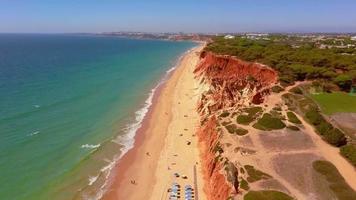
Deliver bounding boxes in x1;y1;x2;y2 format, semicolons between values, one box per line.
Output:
194;52;278;199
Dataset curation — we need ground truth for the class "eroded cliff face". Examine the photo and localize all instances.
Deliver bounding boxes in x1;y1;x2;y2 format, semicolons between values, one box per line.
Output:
195;52;277;116
197;116;232;200
195;52;278;199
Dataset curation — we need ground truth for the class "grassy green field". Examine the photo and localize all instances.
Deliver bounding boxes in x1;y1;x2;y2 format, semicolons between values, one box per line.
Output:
311;92;356;115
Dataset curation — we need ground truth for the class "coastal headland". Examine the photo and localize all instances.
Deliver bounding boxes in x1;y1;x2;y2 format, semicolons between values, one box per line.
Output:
103;35;356;200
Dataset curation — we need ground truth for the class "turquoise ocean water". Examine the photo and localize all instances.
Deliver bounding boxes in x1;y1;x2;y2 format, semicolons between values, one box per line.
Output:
0;34;195;200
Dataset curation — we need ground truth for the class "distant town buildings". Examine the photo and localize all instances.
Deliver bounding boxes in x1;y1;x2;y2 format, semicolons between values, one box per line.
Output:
242;33;270;40
224;35;235;39
98;31;212;41
97;32;356;50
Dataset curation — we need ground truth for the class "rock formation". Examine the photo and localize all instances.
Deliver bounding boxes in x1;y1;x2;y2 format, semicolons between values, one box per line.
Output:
195;52;278;199
195;52;277;116
197;116;232;200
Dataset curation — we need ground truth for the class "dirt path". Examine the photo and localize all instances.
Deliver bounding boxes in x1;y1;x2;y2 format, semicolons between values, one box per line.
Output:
220;81;355;199
296;114;356;190
281;82;356;190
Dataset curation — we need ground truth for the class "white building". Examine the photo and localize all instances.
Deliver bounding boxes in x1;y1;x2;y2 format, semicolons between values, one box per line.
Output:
224;35;235;39
351;36;356;41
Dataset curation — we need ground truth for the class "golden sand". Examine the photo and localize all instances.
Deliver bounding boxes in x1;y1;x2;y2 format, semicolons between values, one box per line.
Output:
103;45;206;200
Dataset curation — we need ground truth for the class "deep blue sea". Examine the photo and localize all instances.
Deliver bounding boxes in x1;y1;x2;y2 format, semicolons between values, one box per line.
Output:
0;34;195;200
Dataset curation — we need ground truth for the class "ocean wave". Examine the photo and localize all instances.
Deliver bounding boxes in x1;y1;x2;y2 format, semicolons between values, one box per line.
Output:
82;69;163;200
27;131;40;136
81;158;118;200
88;175;99;186
81;46;195;200
81;144;101;149
165;51;187;74
166;66;176;74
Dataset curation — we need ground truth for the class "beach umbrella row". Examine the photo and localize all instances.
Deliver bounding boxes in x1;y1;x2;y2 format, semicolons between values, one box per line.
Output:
184;185;194;200
169;183;181;200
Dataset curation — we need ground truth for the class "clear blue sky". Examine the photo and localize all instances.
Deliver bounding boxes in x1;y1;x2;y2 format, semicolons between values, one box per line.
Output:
1;0;356;33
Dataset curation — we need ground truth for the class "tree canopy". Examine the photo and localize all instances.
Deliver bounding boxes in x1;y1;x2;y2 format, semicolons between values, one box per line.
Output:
205;36;356;91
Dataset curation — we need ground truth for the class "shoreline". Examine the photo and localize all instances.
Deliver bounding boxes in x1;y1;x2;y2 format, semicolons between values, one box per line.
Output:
102;44;205;200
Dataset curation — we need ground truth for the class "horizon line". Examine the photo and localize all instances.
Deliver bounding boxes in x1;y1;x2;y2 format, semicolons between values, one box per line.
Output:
1;31;356;35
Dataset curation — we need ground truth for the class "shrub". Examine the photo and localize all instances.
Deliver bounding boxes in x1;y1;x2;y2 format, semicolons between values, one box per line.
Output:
290;86;303;94
225;124;248;135
236;128;249;136
221;121;232;126
243;106;263;116
286;111;302;124
225;124;237;134
240;178;250;190
244;190;293;200
298;97;318;113
279;75;295;86
270;110;284;119
305;108;323;125
323;128;347;147
313;160;356;199
236;114;254;125
220;111;230;118
253;113;286;131
333;74;352;91
244;165;271;183
271;85;284;93
315;120;333;135
340;144;356;166
273;106;282;111
305;108;347;147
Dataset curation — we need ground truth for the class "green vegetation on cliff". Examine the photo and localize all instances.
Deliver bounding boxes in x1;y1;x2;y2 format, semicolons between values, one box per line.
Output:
244;190;294;200
220;111;230;118
287;111;302;124
313;160;356;199
224;124;248;136
236;106;263;125
236;114;254;125
253;113;286;131
205;36;356;90
244;165;271;183
282;92;354;165
240;178;250;191
305;108;347;147
340;145;356;166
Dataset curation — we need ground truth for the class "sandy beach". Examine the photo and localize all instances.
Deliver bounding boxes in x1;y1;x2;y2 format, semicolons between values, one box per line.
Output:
103;44;206;200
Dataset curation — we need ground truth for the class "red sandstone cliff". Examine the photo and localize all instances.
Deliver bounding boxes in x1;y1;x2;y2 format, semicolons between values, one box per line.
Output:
197;116;232;200
195;52;277;116
195;52;278;200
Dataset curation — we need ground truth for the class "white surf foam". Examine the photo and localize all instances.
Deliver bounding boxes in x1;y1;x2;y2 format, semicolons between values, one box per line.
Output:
82;46;196;200
27;131;40;137
82;71;168;200
88;175;99;186
81;144;101;149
